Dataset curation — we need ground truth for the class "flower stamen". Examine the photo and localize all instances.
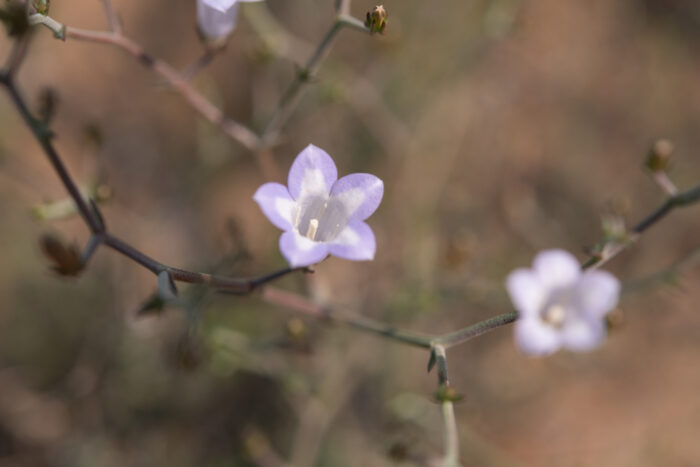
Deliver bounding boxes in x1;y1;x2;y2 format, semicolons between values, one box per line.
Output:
306;218;319;240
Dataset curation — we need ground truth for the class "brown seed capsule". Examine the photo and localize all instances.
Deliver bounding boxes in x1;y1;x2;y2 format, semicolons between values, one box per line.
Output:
645;138;674;172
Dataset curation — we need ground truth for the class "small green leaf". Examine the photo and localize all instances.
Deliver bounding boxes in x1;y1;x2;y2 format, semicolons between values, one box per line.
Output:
157;270;178;301
427;348;437;373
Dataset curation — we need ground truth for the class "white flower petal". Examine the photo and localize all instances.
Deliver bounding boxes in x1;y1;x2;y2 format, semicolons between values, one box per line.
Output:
561;318;606;352
533;249;581;289
288;145;338;200
514;318;562;356
575;270;621;319
253;182;295;231
329;174;384;222
197;0;239;39
506;269;546;318
201;0;237;12
279;231;329;267
328;221;376;261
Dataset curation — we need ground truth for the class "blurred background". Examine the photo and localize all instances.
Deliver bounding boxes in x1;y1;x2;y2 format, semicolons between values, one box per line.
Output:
1;0;700;465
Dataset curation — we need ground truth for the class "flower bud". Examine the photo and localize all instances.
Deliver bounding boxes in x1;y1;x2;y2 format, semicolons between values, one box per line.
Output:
32;0;49;15
196;0;262;45
644;138;674;173
365;5;388;35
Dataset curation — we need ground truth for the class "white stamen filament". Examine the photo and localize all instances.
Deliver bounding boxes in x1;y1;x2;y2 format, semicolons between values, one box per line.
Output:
307;218;319;240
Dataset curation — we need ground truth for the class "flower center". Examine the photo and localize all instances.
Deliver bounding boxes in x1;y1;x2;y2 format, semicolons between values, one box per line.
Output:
542;304;567;328
294;195;349;242
540;289;574;329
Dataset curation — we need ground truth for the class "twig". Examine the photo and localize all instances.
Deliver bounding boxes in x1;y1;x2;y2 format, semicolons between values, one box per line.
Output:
652;171;678;197
582;183;700;270
100;0;122;34
433;312;519;349
432;345;461;467
259;14;370;145
0;73;102;232
261;287;434;348
0;70;302;293
434;182;700;350
31;14;260;151
3;32;31;78
622;244;700;294
336;0;352;16
181;47;220;81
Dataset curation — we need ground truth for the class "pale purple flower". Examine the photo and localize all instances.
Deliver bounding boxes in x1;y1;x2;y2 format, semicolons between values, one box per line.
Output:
197;0;262;41
506;249;620;356
254;144;384;268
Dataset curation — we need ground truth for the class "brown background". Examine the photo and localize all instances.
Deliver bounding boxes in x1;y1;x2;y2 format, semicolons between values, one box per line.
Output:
0;0;700;465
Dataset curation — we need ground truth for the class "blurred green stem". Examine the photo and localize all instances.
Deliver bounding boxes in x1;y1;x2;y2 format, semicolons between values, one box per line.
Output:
100;0;122;34
622;244;700;294
259;10;370;145
435;182;700;350
582;183;700;270
433;345;462;467
261;287;433;348
433;312;519;349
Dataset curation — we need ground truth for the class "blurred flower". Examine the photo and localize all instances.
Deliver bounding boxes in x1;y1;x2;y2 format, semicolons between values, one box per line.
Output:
197;0;262;43
506;249;620;356
254;144;383;267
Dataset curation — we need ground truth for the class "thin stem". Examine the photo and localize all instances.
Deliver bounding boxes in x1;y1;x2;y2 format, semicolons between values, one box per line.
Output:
433;344;449;386
623;244;700;294
435;182;700;350
432;345;461;467
4;33;31;78
652;172;679;197
100;0;122;34
582;183;700;270
261;287;434;348
441;402;460;467
181;48;220;81
103;234;301;292
260;14;370;144
0;75;101;232
336;0;352;16
32;15;260;151
0;68;302;294
433;311;519;349
81;234;103;265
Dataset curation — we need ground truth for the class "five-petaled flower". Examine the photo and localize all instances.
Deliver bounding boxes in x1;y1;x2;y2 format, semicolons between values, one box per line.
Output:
254;144;384;268
197;0;262;42
506;249;620;356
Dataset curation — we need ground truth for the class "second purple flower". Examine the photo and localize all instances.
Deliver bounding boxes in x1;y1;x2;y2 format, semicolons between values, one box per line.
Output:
254;145;384;267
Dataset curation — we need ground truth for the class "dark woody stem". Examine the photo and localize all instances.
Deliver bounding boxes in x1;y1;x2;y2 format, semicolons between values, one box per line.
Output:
0;68;302;293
